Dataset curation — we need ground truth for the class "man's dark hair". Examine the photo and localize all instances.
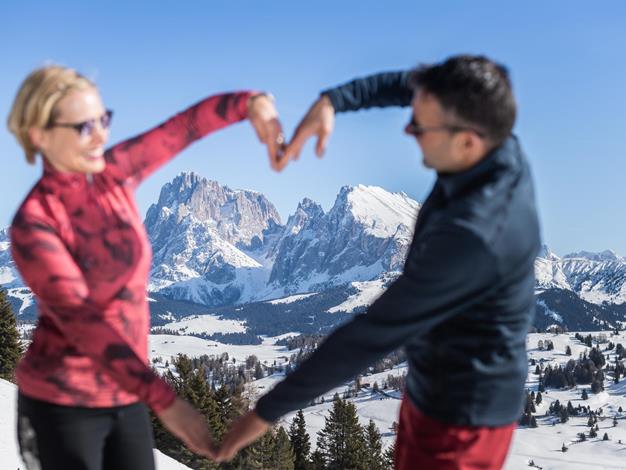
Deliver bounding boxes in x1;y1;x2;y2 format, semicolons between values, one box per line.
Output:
410;55;516;145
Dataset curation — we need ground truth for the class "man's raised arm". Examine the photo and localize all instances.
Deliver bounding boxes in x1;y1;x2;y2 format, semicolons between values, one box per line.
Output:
281;70;413;168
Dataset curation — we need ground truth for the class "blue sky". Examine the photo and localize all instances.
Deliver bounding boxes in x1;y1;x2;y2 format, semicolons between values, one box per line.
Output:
1;1;625;256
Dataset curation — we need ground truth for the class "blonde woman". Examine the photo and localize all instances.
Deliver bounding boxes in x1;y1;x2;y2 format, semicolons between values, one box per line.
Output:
7;65;283;470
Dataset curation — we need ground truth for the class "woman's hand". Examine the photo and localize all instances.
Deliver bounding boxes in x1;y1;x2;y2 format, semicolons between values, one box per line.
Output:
247;93;286;171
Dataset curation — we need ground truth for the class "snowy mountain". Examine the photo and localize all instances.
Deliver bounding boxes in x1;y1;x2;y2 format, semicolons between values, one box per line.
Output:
267;185;418;293
535;245;626;305
3;173;626;334
143;174;419;306
0;228;19;288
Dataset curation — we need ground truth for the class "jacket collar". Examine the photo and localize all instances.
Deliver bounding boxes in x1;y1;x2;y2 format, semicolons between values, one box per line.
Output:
437;135;521;200
41;159;90;191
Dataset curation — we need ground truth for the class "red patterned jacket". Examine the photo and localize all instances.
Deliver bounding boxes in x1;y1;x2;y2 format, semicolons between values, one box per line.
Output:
10;91;253;412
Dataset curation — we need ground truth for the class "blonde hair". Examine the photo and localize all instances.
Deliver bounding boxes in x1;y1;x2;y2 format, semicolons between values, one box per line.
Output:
7;66;95;164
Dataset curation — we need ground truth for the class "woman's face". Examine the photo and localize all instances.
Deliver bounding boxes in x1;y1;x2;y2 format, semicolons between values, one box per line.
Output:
34;86;110;174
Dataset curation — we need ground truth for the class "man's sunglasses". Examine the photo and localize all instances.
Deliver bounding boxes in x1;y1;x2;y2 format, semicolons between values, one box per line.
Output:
405;117;484;138
47;109;113;139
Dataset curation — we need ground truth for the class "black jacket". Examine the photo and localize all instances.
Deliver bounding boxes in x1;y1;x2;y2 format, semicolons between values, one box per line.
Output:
256;71;541;426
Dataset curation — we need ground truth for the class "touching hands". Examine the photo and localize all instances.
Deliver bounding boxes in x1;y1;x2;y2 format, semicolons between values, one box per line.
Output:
250;93;336;172
157;397;218;459
214;410;271;462
159;400;271;462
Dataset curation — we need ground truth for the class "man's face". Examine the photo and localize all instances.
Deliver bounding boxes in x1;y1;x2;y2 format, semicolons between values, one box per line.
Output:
406;90;487;173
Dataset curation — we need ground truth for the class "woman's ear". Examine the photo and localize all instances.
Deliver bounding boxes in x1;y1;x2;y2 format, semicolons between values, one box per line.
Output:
28;127;46;151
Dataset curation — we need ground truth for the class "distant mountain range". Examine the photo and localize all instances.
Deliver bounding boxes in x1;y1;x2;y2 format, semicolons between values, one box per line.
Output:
2;172;626;334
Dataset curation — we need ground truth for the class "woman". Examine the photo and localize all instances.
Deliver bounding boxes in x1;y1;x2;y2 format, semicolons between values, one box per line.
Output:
7;65;283;470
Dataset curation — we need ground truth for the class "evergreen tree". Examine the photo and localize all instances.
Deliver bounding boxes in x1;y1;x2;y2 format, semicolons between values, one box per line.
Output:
317;396;367;470
565;345;572;356
309;449;326;470
272;427;296;470
535;391;543;405
383;442;395;470
246;428;278;469
364;420;384;470
254;361;265;380
0;289;22;381
561;443;568;452
289;410;311;470
604;432;610;441
582;388;589;400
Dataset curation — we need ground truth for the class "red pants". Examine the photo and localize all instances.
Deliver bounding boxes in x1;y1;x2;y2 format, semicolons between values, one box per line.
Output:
395;398;515;470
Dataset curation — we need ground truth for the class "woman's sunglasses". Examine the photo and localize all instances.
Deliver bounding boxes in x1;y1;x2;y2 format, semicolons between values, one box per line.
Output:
47;109;113;139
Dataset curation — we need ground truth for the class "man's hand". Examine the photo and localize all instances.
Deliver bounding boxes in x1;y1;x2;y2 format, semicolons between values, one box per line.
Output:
214;410;271;462
157;397;217;459
280;94;335;171
247;93;286;172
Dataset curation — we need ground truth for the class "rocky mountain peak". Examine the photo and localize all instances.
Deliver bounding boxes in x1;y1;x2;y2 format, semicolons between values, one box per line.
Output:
145;172;281;249
564;250;624;263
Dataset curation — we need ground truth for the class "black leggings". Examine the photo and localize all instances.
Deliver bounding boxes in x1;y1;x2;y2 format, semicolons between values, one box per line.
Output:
17;393;156;470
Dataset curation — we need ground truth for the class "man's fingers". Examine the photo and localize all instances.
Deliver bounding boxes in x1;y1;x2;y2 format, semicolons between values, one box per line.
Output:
283;127;311;162
315;131;330;158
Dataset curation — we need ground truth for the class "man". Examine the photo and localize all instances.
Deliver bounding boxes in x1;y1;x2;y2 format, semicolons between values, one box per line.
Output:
217;55;541;469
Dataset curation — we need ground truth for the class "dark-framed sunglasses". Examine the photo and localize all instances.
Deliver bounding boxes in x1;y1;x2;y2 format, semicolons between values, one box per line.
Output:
47;109;113;139
405;117;484;138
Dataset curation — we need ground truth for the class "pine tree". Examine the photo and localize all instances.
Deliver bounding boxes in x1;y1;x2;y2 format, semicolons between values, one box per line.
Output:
383;443;395;470
309;449;326;470
536;391;543;405
289;410;311;470
0;289;22;381
364;420;384;470
603;432;610;441
272;427;295;470
246;429;278;469
582;388;589;400
153;357;220;469
317;396;367;470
